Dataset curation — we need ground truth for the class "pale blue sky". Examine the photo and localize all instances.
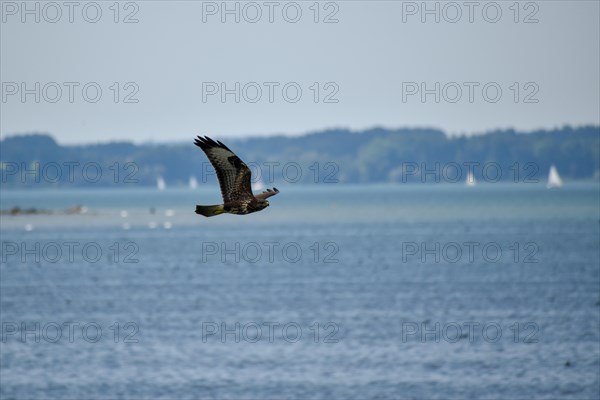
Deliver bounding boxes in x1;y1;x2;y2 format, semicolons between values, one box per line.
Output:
1;0;599;144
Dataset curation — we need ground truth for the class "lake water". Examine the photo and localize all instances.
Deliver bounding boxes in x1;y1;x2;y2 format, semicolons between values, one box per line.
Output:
1;183;599;399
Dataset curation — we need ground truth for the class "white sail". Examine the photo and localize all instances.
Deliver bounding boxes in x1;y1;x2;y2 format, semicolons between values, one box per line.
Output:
157;177;166;191
465;171;476;187
189;176;198;189
547;165;563;188
252;178;265;192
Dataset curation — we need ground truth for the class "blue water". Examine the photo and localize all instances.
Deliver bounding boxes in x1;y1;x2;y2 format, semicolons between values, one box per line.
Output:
1;184;599;399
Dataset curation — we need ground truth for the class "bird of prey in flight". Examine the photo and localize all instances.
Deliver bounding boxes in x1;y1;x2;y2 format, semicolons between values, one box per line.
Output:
193;136;279;217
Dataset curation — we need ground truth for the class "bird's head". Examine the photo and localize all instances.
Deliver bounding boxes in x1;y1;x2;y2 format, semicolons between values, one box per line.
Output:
258;199;269;209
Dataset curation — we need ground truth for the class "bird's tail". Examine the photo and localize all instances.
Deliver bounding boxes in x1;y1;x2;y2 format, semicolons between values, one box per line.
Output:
195;204;225;217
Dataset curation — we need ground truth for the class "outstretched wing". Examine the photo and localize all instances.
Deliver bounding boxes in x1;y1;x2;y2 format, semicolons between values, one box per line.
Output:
194;136;254;203
255;187;280;201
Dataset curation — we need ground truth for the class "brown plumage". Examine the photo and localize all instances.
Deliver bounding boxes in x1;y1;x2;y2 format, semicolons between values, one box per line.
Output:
193;136;279;217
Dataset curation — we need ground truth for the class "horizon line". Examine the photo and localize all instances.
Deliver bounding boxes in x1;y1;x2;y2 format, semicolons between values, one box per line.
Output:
1;123;599;146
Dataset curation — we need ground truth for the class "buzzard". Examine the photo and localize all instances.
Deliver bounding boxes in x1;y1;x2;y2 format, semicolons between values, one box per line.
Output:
193;136;279;217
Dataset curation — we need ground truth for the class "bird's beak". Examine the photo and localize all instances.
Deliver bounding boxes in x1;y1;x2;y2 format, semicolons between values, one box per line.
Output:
266;201;270;206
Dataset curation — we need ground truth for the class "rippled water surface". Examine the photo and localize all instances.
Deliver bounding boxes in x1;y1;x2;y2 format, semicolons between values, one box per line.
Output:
1;184;599;399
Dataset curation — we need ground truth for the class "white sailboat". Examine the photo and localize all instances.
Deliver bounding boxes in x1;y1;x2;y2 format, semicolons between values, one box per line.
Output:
157;176;166;191
252;178;265;192
465;171;476;187
189;176;198;190
547;165;563;188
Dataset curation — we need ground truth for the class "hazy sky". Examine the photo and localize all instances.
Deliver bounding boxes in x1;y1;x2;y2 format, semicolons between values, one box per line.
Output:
1;0;599;144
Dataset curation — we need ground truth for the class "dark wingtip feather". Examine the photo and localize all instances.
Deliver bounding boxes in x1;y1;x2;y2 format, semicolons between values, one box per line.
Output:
216;140;233;152
193;136;209;150
194;136;231;152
